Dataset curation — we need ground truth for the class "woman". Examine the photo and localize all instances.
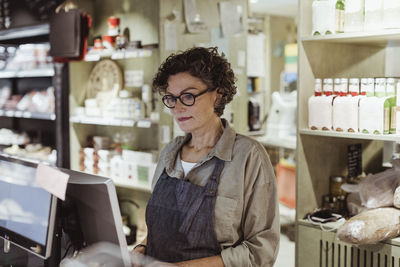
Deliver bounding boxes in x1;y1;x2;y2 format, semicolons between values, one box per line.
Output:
133;47;280;266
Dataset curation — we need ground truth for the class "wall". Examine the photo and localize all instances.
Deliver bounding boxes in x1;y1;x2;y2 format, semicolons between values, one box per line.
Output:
269;15;297;94
159;0;249;134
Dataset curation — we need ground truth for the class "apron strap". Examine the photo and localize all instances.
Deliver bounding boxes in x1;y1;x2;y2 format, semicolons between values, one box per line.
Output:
179;158;224;234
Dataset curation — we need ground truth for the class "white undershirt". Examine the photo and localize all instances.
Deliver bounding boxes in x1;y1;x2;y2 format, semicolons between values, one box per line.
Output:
181;160;196;177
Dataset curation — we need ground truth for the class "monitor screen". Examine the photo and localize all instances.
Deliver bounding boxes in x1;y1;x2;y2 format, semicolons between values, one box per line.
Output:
0;155;58;259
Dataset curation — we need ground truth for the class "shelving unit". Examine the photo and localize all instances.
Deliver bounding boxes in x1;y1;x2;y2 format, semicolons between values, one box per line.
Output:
70;115;155;128
0;24;69;168
69;0;161;196
0;68;55;78
300;129;400;142
301;29;400;46
0;109;56;120
297;1;400;266
84;48;154;62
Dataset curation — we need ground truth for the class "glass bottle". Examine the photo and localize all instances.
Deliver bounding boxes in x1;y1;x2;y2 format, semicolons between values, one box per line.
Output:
335;0;345;33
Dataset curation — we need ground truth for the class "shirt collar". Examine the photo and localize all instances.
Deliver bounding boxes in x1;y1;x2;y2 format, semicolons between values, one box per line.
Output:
162;119;236;173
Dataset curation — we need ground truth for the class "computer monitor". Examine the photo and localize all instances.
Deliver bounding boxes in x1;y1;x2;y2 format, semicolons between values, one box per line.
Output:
62;169;131;267
0;155;130;267
0;155;58;260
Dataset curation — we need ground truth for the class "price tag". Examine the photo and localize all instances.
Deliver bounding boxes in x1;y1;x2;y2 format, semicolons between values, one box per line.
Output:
121;119;134;127
14;111;23;117
137;120;151;128
348;144;362;178
85;54;101;61
23;111;32;118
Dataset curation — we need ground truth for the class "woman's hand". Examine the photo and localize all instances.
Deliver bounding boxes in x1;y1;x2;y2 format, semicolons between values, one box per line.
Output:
132;245;146;255
130;251;177;267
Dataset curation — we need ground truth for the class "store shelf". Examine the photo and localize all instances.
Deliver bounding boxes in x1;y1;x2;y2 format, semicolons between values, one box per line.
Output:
298;219;400;247
84;49;153;62
70;115;156;128
247;130;265;136
113;180;152;193
301;29;400;46
256;135;296;150
0;68;54;78
0;24;49;41
300;128;400;142
0;109;56;120
0;151;55;166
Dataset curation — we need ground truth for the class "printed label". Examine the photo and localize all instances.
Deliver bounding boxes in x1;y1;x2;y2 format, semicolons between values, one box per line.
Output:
384;107;390;132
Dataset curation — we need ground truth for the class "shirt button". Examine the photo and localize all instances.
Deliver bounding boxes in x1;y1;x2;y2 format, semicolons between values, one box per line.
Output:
209;189;214;194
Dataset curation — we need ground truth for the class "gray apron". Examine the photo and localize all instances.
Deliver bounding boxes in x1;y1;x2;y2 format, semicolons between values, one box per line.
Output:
145;158;224;262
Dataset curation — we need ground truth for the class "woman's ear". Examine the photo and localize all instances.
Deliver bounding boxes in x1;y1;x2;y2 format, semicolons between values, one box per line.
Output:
214;88;223;106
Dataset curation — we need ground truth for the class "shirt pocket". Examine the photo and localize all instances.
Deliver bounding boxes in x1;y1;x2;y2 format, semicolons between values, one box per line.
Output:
214;196;237;243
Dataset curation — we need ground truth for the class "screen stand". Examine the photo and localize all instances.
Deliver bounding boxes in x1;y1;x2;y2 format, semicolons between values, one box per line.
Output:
44;200;62;267
3;238;10;253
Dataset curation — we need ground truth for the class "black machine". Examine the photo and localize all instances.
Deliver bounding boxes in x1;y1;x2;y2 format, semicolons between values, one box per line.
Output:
0;155;130;267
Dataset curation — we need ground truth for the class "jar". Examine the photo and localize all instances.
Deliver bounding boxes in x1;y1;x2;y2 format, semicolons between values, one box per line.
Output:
330;175;346;196
349;78;360;96
322;194;336;210
108;16;120;36
334;195;347;214
323;78;333;96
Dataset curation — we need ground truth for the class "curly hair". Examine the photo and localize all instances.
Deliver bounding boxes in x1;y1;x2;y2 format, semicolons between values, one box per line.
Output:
152;47;237;117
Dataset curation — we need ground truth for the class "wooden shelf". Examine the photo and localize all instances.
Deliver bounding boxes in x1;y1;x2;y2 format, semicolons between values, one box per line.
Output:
298;219;400;247
300;129;400;142
84;49;154;62
256;135;296;150
113;180;151;193
70;115;156;128
301;29;400;46
0;110;56;120
0;151;55;166
0;24;49;41
0;68;54;78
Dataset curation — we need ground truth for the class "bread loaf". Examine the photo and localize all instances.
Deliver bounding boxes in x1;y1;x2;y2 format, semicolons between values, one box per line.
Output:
394;186;400;209
337;207;400;245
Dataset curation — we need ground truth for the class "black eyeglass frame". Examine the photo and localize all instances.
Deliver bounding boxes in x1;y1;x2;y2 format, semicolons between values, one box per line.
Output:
161;87;214;108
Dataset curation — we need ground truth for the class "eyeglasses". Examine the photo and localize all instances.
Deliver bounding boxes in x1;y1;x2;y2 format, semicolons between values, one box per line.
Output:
162;88;212;108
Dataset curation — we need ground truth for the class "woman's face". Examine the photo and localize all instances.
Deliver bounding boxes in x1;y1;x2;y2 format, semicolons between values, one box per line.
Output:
166;72;219;133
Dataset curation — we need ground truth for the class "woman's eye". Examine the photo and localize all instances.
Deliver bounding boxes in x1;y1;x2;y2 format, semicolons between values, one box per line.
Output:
165;95;175;101
181;94;193;102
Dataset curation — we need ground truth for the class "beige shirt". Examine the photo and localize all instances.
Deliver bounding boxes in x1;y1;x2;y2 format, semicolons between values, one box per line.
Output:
151;120;280;266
